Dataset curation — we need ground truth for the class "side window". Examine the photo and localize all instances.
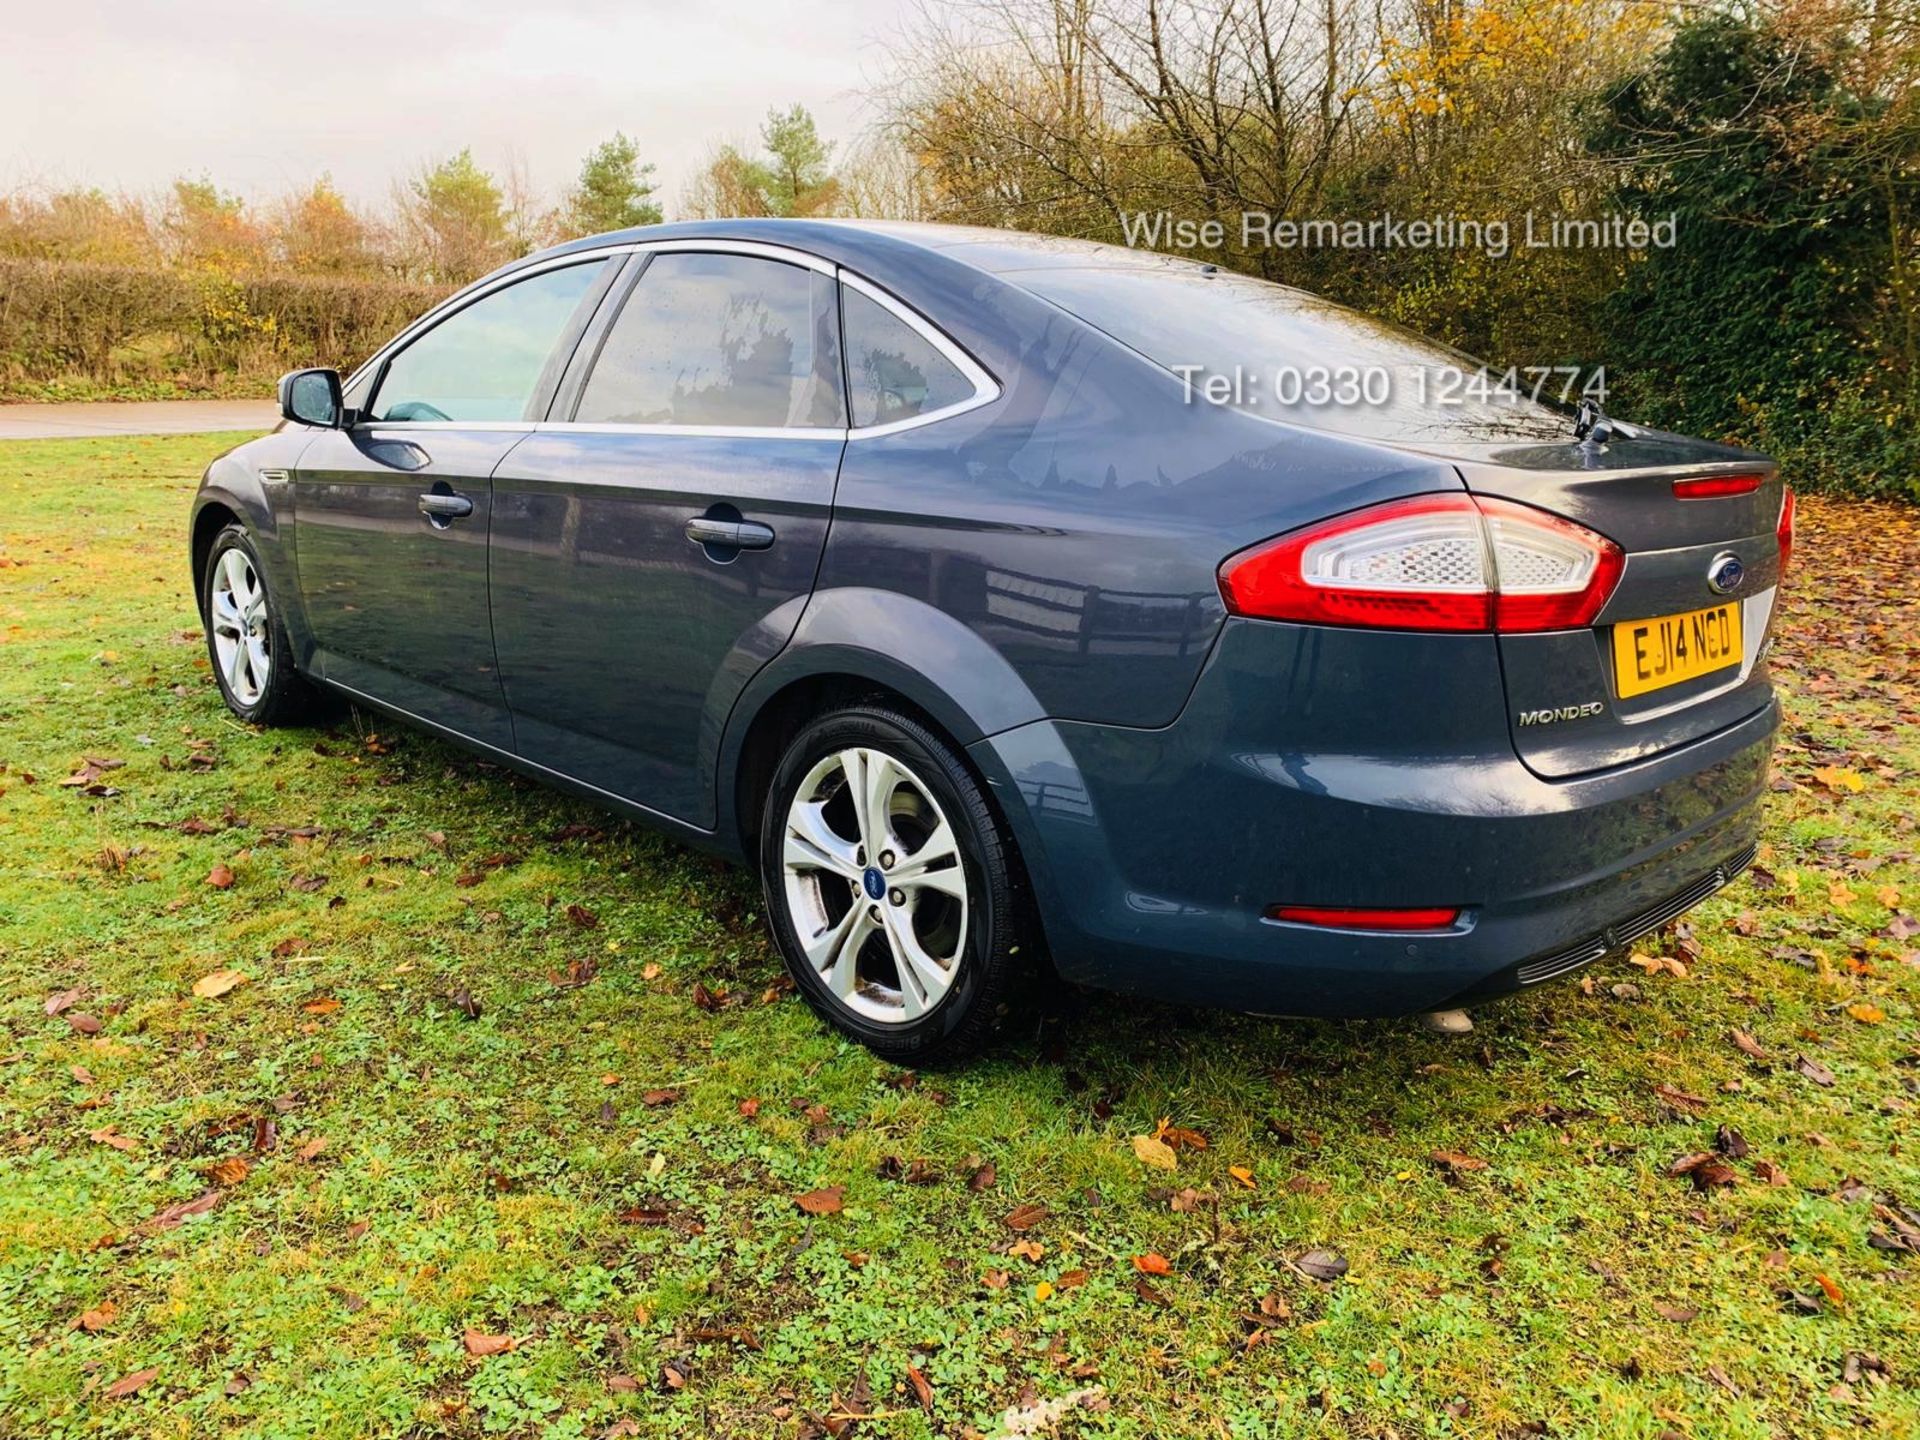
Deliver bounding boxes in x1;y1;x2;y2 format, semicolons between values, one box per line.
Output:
841;287;976;428
370;260;609;423
574;252;843;429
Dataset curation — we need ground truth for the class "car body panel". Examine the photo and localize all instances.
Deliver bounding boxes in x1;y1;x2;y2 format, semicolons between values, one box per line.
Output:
970;619;1774;1016
490;429;843;826
289;425;522;750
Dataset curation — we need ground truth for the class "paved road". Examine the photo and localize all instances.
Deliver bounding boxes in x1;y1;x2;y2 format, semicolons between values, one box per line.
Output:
0;400;278;440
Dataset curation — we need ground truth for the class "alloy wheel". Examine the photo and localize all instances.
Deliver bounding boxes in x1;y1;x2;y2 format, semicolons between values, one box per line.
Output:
780;746;969;1025
209;547;272;707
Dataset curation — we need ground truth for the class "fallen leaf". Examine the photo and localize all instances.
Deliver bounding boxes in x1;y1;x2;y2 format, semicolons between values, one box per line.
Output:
1811;765;1866;794
74;1300;118;1332
1131;1133;1178;1171
1653;1082;1709;1112
1295;1249;1349;1281
1132;1252;1172;1275
640;1088;679;1107
1667;1152;1738;1190
463;1330;515;1357
191;969;246;999
45;986;82;1016
1847;1003;1886;1025
794;1186;844;1216
1628;952;1688;979
104;1366;157;1399
1796;1055;1837;1087
145;1190;222;1230
1654;1302;1699;1323
1228;1164;1257;1189
67;1012;103;1034
737;1097;760;1118
1009;1238;1045;1262
205;864;234;890
1004;1203;1048;1231
1814;1272;1846;1308
206;1157;250;1186
905;1364;933;1412
89;1126;137;1152
565;903;598;929
1730;1028;1768;1060
1431;1149;1489;1172
968;1160;997;1192
302;997;340;1015
1033;1280;1054;1302
295;1136;329;1162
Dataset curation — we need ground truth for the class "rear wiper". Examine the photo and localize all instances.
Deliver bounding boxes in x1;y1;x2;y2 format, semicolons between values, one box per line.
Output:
1573;398;1619;445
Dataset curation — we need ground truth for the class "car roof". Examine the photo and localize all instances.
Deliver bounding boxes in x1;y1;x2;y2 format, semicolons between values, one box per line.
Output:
513;216;1218;284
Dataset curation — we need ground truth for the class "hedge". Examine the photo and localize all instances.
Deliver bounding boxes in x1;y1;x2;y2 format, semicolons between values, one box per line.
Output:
0;259;450;391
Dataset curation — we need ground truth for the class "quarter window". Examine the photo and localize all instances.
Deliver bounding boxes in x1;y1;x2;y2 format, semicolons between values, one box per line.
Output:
370;260;609;424
575;252;843;428
841;287;975;428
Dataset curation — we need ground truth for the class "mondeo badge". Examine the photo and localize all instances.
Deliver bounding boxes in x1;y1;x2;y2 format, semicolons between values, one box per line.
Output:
1706;552;1746;595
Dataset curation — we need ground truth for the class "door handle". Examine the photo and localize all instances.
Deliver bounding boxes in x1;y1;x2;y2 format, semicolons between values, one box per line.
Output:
418;492;474;521
684;517;775;551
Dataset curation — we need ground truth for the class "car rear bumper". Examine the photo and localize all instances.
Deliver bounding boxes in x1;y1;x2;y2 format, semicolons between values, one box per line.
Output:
969;619;1777;1018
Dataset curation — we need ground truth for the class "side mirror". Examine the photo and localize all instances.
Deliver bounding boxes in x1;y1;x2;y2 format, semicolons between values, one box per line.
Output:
278;368;343;428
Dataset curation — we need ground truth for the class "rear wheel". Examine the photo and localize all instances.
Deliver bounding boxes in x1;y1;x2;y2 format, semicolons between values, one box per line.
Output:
760;706;1024;1061
201;524;325;727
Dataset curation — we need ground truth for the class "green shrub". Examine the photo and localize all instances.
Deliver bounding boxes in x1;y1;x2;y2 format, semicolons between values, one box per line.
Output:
0;258;448;395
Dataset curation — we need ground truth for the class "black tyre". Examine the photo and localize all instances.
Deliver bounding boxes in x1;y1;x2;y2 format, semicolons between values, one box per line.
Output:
201;524;326;727
760;705;1026;1062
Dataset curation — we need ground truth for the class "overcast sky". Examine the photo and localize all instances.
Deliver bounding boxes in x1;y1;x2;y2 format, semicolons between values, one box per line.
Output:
1;0;912;213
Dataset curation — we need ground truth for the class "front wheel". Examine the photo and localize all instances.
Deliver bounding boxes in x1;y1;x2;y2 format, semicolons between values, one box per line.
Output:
201;524;325;727
760;706;1026;1062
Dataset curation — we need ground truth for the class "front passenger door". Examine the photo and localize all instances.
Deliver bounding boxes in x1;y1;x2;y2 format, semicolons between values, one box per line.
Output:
291;258;616;748
489;247;846;825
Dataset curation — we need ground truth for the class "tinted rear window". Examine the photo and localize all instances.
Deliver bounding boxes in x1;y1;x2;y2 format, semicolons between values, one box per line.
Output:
1013;266;1573;444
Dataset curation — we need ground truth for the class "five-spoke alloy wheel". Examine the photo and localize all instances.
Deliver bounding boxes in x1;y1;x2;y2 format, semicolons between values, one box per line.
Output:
201;523;324;727
209;545;273;707
761;706;1026;1060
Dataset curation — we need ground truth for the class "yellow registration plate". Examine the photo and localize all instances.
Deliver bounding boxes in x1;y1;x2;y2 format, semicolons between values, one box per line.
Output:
1612;602;1743;698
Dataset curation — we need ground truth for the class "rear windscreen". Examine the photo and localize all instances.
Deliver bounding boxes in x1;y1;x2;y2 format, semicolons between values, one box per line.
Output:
1012;265;1576;445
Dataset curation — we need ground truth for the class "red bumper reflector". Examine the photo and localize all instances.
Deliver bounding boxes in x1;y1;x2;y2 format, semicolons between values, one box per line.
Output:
1264;904;1461;931
1672;474;1763;499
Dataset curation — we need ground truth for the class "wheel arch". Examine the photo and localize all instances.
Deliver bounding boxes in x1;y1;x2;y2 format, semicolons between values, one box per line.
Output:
189;499;243;609
715;590;1049;862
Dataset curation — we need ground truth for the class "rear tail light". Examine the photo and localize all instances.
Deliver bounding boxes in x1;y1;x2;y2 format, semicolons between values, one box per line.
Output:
1265;904;1462;931
1218;493;1623;633
1672;473;1763;499
1777;486;1796;576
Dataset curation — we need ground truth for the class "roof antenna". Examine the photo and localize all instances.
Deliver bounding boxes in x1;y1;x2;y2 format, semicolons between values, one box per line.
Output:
1573;398;1615;446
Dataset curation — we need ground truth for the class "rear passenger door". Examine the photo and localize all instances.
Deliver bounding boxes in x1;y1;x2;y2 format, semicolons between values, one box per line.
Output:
489;245;846;827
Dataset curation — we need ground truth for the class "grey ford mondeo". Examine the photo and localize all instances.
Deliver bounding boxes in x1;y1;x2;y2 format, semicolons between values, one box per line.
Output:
190;219;1784;1059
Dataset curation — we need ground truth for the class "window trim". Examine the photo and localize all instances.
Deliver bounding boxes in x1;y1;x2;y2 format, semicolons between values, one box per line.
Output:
836;270;1001;439
559;245;847;436
352;252;625;428
345;238;1001;441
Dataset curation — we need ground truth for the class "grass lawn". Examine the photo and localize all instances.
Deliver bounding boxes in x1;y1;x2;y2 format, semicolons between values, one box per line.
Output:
2;434;1917;1440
